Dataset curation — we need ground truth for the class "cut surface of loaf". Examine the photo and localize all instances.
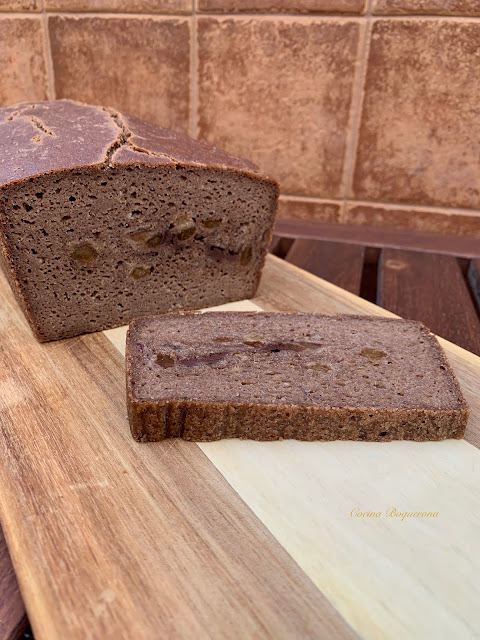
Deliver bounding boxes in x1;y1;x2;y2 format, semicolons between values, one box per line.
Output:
0;100;278;341
126;312;468;442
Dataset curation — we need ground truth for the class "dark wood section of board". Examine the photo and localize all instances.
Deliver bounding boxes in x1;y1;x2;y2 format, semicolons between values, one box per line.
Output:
0;527;27;640
378;249;480;356
285;239;364;296
274;220;480;259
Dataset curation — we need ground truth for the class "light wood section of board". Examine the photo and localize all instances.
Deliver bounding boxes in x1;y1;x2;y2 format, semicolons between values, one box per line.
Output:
0;255;478;639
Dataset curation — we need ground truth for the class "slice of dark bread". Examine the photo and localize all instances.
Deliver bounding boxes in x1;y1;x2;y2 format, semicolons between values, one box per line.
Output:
126;312;469;442
0;100;278;341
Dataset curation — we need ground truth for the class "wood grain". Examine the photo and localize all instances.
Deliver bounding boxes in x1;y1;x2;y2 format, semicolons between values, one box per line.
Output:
286;239;364;295
0;255;479;640
0;267;357;640
0;526;27;640
254;255;480;448
106;299;480;640
274;219;480;258
378;250;480;356
199;427;480;640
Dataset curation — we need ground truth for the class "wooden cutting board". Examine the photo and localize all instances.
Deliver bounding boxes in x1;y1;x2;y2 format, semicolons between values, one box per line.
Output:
0;255;479;640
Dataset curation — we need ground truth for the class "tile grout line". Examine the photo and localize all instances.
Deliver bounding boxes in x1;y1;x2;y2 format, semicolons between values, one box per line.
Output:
280;193;480;216
281;194;343;203
185;12;480;20
2;10;480;20
340;0;374;222
190;0;198;139
0;11;361;18
346;199;480;215
40;0;55;100
0;11;192;19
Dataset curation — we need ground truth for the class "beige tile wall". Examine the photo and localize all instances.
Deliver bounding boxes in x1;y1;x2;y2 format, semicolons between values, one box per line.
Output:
0;0;479;238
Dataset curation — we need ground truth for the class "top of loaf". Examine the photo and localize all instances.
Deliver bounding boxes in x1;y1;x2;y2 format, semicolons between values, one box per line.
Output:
0;99;271;188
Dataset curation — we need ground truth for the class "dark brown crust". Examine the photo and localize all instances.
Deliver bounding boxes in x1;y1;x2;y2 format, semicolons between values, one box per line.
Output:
0;99;277;188
125;313;469;443
127;400;467;442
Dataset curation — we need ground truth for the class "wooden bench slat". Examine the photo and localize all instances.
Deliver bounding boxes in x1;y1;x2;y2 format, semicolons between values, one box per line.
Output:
269;235;294;259
378;249;480;356
274;219;480;259
0;527;27;640
286;239;365;296
467;259;480;312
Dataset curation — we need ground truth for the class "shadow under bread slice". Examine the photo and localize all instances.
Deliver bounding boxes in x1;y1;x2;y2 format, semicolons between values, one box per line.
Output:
125;312;469;442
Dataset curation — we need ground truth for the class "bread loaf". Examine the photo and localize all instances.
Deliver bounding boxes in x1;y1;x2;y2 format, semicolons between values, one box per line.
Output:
126;312;468;442
0;100;278;341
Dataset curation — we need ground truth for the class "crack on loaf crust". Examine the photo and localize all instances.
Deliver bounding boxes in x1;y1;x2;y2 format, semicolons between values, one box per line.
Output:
6;105;55;138
101;107;173;167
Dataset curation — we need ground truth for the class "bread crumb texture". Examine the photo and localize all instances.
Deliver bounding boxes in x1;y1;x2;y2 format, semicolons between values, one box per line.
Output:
126;312;468;442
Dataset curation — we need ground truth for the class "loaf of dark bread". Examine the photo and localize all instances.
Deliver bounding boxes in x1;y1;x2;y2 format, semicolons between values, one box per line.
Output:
0;100;278;341
126;312;469;442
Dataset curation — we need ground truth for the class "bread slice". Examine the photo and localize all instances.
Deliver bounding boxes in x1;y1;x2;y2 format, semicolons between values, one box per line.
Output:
126;312;468;442
0;100;278;341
